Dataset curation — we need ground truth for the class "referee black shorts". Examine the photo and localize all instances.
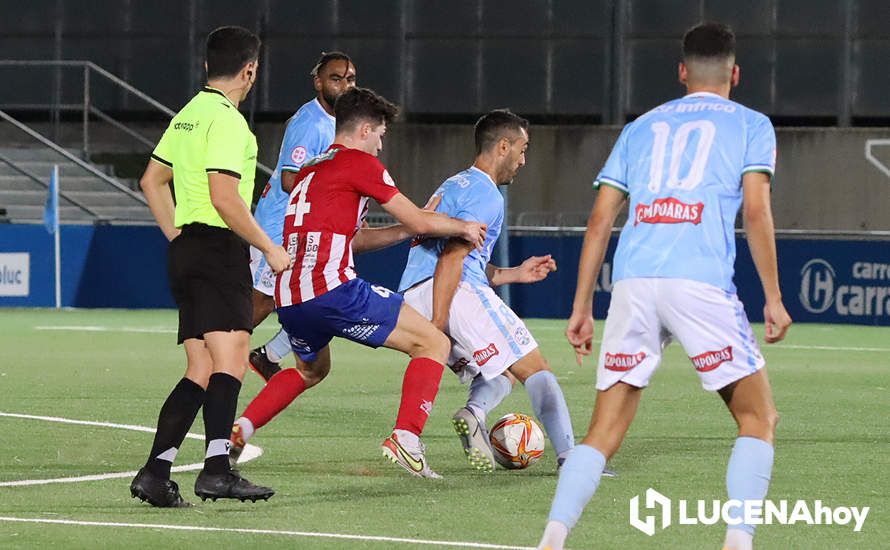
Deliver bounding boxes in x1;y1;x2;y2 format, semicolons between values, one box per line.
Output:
168;223;253;344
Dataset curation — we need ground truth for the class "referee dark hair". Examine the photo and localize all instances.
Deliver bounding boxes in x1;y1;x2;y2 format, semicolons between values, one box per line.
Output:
130;25;290;507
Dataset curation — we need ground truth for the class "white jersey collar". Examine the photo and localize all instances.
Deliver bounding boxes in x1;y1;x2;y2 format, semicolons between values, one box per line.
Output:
684;91;726;100
312;98;336;123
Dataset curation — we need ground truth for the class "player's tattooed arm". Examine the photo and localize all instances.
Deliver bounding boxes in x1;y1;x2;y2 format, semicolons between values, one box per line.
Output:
432;238;473;331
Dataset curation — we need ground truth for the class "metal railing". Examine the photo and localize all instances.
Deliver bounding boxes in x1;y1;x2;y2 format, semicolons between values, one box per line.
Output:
0;60;273;176
0;150;102;219
0;109;147;209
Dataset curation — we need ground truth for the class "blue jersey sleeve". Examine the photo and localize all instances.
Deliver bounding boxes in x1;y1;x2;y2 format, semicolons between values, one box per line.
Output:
431;186;459;218
742;112;776;178
454;187;501;226
278;119;324;174
594;125;631;194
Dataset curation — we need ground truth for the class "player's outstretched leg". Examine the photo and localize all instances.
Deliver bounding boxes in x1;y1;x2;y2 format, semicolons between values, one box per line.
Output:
452;405;496;472
230;347;330;467
380;304;450;479
451;373;513;472
538;382;641;550
511;351;575;463
719;369;778;550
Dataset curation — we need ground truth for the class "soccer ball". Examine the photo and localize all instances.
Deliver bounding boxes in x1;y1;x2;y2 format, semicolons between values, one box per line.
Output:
489;413;545;469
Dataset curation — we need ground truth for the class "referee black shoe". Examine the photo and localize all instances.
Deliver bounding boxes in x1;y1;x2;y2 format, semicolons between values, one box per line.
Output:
194;469;275;502
248;346;282;382
130;468;191;508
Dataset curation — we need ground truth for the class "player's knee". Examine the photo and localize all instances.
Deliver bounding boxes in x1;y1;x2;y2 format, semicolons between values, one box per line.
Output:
766;408;780;433
737;406;779;438
416;329;450;363
184;361;212;388
299;371;325;389
757;405;779;434
298;363;330;389
431;330;451;362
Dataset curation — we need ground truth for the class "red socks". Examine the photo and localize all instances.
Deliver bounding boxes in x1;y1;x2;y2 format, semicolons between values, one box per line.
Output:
394;357;445;435
242;357;444;437
242;368;306;430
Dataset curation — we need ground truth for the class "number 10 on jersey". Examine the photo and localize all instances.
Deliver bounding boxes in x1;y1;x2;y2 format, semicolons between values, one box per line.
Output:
648;120;716;192
288;172;313;226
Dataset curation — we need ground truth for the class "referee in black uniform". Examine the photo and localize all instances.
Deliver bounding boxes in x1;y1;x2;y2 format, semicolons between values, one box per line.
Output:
130;26;290;507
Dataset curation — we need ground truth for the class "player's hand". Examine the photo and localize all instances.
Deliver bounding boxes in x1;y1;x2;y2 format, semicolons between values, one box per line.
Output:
516;254;557;283
461;221;488;250
264;245;291;274
566;311;594;366
763;300;791;344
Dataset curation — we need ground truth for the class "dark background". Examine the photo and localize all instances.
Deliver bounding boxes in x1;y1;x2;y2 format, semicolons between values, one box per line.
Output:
2;0;888;126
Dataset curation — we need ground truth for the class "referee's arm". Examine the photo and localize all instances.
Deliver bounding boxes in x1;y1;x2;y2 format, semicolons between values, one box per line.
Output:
140;159;179;241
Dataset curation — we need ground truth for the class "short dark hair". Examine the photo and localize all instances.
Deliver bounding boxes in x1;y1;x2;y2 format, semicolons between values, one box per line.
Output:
334;87;398;132
205;26;261;80
474;109;529;155
682;21;735;61
310;51;353;77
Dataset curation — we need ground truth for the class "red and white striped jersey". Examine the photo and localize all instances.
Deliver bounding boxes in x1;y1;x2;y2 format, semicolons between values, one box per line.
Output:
275;144;400;306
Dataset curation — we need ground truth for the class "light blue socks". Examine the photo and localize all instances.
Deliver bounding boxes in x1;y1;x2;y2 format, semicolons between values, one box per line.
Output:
547;444;606;528
467;373;513;420
264;328;292;363
726;436;774;535
525;370;575;456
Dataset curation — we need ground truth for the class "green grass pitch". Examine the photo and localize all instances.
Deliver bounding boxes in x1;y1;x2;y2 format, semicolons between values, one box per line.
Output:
0;309;886;549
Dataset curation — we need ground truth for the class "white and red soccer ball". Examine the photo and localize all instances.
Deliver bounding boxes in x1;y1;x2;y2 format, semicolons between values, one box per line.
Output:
489;413;545;470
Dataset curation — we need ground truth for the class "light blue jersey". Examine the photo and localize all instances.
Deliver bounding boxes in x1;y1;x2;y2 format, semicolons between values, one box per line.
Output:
596;91;776;292
399;166;504;292
254;98;335;245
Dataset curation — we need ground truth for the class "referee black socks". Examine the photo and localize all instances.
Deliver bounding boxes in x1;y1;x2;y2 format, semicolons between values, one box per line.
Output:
145;377;205;479
202;372;242;474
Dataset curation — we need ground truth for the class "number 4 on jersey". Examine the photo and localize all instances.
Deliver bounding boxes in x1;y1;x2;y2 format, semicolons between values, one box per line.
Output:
287;172;314;226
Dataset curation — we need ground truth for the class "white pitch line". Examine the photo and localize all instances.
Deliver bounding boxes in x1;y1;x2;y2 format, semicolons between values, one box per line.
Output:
34;325;281;334
34;325;175;334
0;412;262;487
0;464;206;487
33;325;890;353
0;517;535;550
772;343;890;352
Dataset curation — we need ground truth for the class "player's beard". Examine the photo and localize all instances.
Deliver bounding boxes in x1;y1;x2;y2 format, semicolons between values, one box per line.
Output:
322;88;340;110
